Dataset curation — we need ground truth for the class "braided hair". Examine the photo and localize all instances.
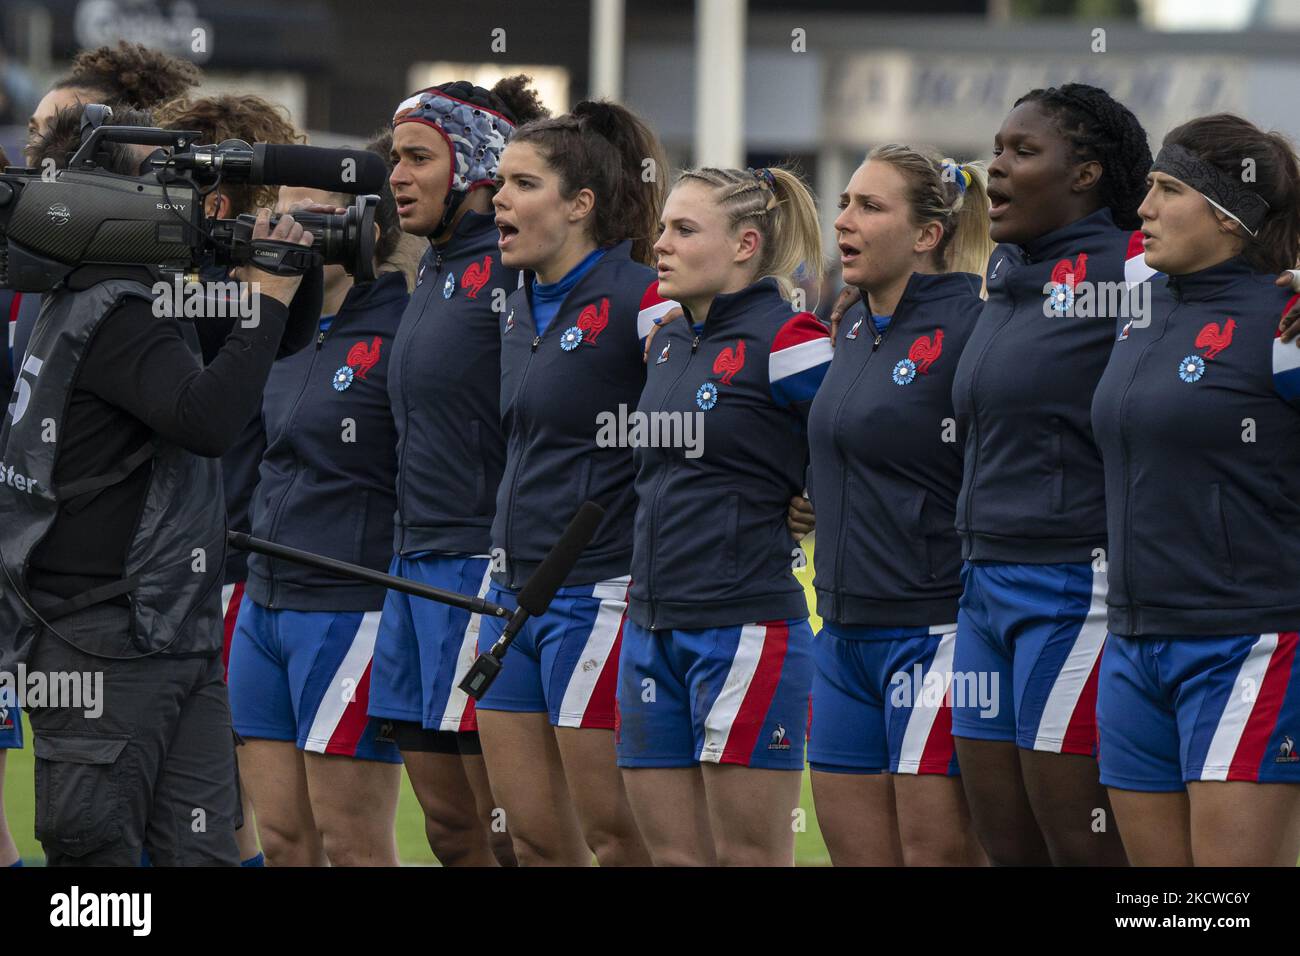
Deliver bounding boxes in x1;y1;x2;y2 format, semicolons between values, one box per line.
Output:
1013;83;1151;230
675;166;824;298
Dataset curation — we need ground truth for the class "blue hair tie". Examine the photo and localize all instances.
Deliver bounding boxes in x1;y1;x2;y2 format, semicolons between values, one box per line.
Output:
942;161;972;194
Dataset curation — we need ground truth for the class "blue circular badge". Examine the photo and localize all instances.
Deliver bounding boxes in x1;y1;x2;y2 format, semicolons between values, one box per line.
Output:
1178;354;1205;383
560;326;584;351
443;272;456;299
695;382;718;410
1048;282;1074;315
892;358;917;386
332;366;355;392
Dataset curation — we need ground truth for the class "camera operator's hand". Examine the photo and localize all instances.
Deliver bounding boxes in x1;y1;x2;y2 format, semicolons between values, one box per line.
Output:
279;200;348;216
232;208;315;308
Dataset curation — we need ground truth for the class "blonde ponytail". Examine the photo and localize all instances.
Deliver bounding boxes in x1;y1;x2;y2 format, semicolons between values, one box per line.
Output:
865;144;995;281
675;165;824;299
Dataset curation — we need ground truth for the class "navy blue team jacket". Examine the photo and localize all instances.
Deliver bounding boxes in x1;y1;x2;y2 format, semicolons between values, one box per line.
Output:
1092;256;1300;636
951;208;1145;564
628;277;833;630
809;272;984;627
246;270;408;611
494;240;667;590
389;210;518;557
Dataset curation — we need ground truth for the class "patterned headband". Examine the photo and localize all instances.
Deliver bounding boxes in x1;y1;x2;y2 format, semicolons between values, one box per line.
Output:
1150;143;1271;238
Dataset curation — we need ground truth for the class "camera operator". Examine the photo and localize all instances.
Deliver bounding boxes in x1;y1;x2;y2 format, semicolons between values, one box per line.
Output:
151;92;311;867
0;142;18;868
0;110;322;867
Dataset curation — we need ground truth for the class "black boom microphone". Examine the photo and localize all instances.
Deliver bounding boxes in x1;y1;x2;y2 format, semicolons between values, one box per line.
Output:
166;142;389;194
252;144;389;194
459;500;607;700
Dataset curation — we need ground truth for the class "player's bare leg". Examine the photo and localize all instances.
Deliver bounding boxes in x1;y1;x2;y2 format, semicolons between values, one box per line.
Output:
476;710;590;865
1021;749;1128;865
1189;781;1300;866
700;763;803;866
553;727;650;865
401;751;500;866
238;739;327;866
1106;788;1192;866
810;769;903;866
0;753;18;867
460;752;518;866
303;751;400;866
234;784;261;863
894;773;986;866
621;766;716;866
954;737;1051;865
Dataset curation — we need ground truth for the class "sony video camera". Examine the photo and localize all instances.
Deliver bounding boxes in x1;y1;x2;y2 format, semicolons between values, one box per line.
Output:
0;105;390;292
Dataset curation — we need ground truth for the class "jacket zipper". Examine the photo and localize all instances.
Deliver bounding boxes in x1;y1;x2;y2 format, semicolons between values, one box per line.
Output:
961;282;1018;540
263;309;339;606
830;312;893;605
1115;296;1174;632
645;330;701;629
500;309;547;588
394;246;444;537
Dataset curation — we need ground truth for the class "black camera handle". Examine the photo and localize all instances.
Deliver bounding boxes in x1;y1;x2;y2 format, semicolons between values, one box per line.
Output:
246;240;323;276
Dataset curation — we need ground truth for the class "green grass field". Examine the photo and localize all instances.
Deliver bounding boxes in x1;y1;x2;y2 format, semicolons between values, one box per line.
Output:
2;539;831;866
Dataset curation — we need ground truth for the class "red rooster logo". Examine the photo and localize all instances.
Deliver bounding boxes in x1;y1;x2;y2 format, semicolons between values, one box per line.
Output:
346;336;383;379
1050;253;1088;288
713;339;746;385
577;298;610;344
1195;318;1235;360
461;255;492;299
908;329;944;375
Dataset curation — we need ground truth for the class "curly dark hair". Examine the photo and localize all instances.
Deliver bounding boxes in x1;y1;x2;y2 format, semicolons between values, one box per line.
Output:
1013;83;1152;230
491;74;549;125
153;94;304;215
55;41;202;110
28;104;152;175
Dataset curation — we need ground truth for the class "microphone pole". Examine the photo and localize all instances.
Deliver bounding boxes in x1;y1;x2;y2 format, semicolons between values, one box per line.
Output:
458;501;606;700
229;500;608;702
227;531;510;620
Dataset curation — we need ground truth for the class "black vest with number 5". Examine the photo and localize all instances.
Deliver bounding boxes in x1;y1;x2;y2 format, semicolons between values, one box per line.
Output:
0;279;225;668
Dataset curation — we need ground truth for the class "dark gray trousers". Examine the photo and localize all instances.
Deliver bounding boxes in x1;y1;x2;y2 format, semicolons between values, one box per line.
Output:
24;594;240;866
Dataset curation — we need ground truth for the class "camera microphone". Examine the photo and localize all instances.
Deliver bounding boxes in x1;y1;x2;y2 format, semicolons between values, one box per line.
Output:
459;501;607;700
168;142;388;194
252;144;388;194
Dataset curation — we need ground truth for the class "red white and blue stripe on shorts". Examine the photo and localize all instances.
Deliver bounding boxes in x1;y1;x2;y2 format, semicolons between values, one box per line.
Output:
698;620;798;764
1197;631;1299;781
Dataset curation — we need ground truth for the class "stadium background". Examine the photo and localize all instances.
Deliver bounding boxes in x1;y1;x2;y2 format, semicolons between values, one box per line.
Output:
2;0;1299;864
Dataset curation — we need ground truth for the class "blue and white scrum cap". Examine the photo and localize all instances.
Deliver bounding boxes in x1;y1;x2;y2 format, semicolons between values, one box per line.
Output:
392;82;518;197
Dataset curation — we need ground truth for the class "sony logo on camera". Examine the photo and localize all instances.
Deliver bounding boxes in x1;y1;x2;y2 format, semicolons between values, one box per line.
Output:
155;202;188;212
